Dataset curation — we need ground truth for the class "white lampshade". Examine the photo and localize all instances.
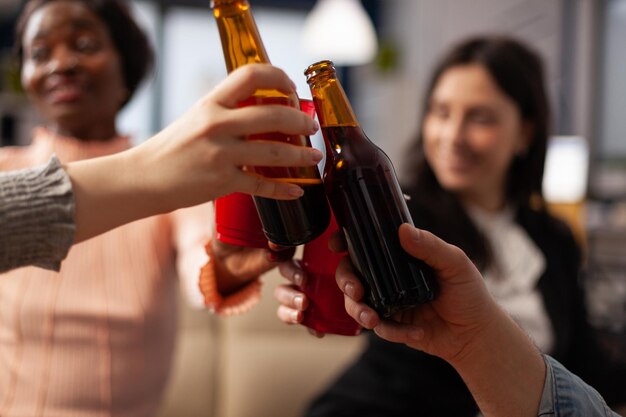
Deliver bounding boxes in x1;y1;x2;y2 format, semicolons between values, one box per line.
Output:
301;0;378;66
542;136;590;203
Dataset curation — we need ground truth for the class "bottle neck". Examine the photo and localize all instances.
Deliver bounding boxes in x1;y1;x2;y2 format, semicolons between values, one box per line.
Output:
309;75;360;128
213;0;271;73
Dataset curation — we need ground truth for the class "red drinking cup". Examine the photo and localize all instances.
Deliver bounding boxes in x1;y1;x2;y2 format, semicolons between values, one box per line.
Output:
301;212;361;336
214;192;268;248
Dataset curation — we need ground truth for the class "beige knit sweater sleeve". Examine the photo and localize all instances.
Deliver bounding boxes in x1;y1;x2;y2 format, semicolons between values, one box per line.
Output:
0;156;75;273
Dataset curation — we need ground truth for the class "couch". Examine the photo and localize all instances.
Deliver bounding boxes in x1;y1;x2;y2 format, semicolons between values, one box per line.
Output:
157;263;366;417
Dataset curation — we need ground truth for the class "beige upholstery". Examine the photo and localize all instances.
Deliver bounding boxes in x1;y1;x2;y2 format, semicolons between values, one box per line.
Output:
158;267;366;417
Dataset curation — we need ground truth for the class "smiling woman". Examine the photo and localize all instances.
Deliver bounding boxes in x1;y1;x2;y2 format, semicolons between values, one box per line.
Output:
274;35;626;417
16;0;149;140
0;1;209;416
422;64;532;212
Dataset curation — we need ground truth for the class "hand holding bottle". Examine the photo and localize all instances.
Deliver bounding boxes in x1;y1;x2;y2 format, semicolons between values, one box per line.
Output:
212;0;330;247
210;239;296;295
336;224;548;417
336;224;497;358
69;64;322;242
213;100;324;249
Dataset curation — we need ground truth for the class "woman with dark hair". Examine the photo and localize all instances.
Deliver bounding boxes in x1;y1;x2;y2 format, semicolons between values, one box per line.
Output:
275;35;626;416
403;36;549;271
0;0;318;415
13;0;154;135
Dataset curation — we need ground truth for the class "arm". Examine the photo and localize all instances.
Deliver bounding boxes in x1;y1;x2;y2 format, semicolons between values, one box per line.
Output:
541;355;619;417
0;64;321;273
338;224;618;417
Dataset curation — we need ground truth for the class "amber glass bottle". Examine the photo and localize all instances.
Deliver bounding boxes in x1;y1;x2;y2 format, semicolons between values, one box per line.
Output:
211;0;330;246
305;60;436;317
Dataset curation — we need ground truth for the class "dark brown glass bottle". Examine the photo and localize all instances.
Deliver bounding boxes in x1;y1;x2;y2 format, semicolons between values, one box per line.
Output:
212;0;330;246
305;60;436;317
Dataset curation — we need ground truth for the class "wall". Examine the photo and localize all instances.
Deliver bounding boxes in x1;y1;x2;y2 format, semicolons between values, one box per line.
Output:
349;0;566;180
597;0;626;159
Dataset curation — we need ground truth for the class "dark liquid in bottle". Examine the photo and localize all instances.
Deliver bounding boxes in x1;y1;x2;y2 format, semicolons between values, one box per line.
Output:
239;96;330;246
254;182;330;246
323;126;436;317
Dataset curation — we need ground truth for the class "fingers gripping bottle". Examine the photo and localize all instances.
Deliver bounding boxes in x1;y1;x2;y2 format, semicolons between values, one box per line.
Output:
212;0;330;247
305;60;437;317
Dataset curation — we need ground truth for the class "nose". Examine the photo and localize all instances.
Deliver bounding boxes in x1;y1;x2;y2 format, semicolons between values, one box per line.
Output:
45;46;79;74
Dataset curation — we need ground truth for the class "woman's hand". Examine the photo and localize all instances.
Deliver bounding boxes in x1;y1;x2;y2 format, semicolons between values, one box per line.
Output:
337;224;547;417
273;258;325;337
67;64;322;242
274;258;307;324
212;239;295;295
133;63;322;212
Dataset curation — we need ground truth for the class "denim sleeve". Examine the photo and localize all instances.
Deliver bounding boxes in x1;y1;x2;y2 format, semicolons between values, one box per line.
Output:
538;354;620;417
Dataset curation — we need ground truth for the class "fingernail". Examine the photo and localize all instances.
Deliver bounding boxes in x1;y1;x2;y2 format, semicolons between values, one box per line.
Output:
294;295;304;309
359;310;372;327
310;119;320;133
293;272;303;286
344;282;356;298
288;186;305;197
311;149;323;163
290;310;300;323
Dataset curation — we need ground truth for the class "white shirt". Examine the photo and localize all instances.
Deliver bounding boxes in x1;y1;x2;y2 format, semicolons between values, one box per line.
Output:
466;204;554;353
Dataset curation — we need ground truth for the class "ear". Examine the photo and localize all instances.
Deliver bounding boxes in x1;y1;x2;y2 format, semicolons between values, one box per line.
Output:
516;121;534;156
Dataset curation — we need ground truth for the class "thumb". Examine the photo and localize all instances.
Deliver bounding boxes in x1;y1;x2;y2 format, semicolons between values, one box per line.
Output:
398;223;473;279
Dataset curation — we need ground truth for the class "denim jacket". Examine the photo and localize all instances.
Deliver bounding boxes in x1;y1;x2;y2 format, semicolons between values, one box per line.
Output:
539;355;620;416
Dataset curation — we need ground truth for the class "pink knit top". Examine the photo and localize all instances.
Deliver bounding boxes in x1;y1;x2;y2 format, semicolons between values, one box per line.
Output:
0;128;213;417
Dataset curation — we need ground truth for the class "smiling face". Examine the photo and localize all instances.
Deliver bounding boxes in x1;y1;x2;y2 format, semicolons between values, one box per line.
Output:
20;0;127;140
422;64;531;211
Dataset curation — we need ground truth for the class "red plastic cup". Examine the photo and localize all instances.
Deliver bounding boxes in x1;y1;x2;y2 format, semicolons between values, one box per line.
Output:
214;99;319;249
301;212;361;336
214;192;268;248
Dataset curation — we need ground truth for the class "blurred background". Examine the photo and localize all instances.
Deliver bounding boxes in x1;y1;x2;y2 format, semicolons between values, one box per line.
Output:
1;0;625;416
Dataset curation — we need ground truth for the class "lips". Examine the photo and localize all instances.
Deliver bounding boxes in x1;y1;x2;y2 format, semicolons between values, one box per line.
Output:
44;77;85;104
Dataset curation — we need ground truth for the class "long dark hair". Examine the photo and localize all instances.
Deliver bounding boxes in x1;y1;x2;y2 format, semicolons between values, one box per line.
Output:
14;0;154;107
403;36;549;270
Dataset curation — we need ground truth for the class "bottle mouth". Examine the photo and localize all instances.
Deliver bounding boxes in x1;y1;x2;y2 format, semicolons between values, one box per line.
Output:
304;60;335;83
211;0;248;10
212;0;242;5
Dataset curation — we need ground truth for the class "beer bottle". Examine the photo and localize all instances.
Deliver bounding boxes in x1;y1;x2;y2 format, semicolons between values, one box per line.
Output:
305;60;437;317
211;0;330;246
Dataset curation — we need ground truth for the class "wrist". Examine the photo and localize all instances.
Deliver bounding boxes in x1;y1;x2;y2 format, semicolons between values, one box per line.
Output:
446;300;505;370
120;140;172;215
199;240;263;315
211;239;259;294
451;304;546;417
